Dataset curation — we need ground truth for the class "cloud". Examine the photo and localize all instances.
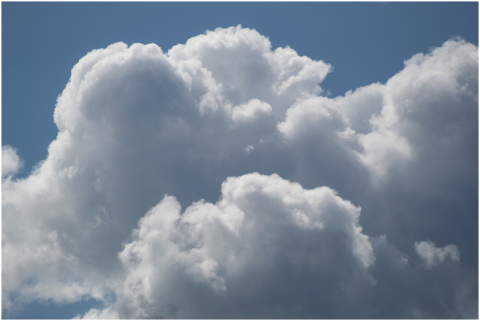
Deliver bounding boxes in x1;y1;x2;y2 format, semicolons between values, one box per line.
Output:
369;235;468;318
2;145;23;178
2;26;477;318
92;173;376;318
277;38;477;269
2;26;333;315
231;99;272;123
358;38;478;185
167;26;332;119
415;240;460;269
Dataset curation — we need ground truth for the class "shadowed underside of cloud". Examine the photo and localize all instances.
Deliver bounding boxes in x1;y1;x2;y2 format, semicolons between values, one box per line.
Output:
2;26;478;318
88;173;376;319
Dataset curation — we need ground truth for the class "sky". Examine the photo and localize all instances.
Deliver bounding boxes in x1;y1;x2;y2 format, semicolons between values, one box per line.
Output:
1;2;478;319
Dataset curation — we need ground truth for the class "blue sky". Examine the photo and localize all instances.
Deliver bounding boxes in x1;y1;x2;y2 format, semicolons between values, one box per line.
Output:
3;2;478;177
2;2;478;319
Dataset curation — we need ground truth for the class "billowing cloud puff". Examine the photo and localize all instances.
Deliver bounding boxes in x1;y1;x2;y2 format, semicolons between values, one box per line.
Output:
277;38;477;272
2;26;333;315
2;26;477;318
2;145;23;178
232;99;272;123
279;38;477;186
359;38;477;185
168;26;331;119
99;173;375;318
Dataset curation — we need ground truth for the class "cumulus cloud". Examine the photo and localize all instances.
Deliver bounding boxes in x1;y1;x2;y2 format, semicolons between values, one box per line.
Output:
167;26;331;119
2;26;333;315
232;99;272;123
2;26;477;318
277;38;477;273
359;38;478;185
102;173;375;318
2;145;23;178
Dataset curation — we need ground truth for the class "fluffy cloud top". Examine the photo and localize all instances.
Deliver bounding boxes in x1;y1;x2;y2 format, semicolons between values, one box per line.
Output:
2;26;477;318
2;146;23;178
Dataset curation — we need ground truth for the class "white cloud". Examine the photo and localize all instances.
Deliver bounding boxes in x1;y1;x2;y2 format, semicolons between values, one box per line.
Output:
232;98;272;123
2;26;477;318
168;25;332;119
2;145;23;178
96;173;375;318
2;26;334;314
357;38;478;184
415;240;460;269
278;38;477;185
